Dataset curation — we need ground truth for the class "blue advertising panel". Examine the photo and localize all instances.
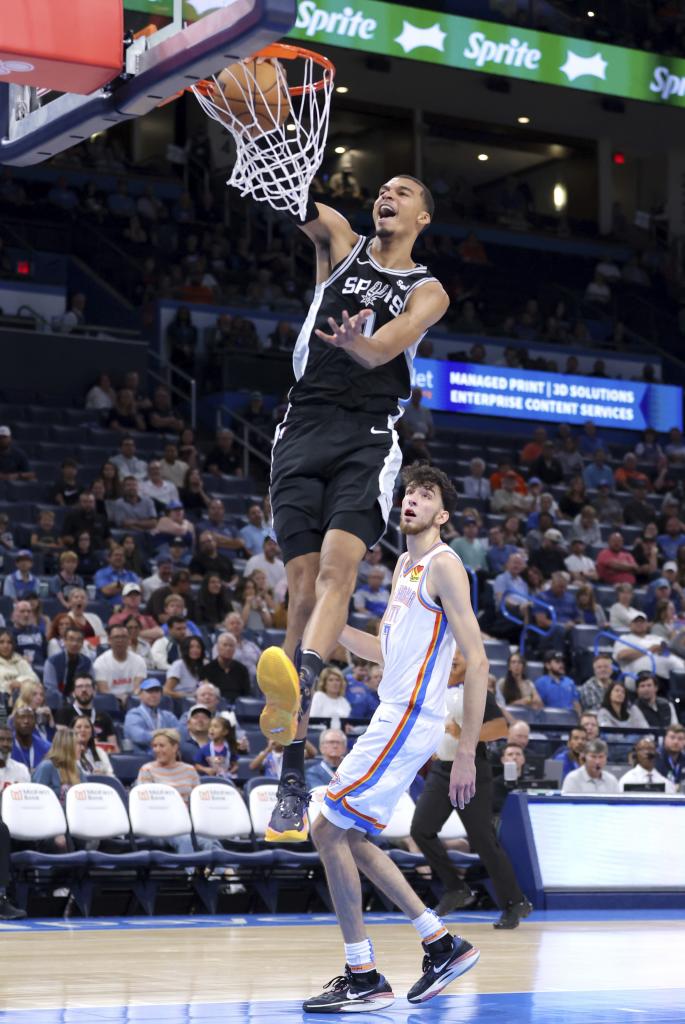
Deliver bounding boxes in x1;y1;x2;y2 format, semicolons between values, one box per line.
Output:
411;359;683;432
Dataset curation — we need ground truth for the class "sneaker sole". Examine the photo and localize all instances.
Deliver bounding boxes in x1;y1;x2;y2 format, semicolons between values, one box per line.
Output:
303;993;395;1013
257;647;300;744
407;947;480;1004
265;815;310;844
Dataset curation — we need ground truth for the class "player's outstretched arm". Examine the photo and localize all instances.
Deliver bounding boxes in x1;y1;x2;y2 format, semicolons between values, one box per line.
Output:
429;553;489;809
315;280;449;369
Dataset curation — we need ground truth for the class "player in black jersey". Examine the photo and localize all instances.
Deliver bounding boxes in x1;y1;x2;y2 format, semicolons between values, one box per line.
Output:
257;175;449;841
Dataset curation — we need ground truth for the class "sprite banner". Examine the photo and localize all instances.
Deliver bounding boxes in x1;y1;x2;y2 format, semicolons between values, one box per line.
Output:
287;0;685;108
122;0;685;108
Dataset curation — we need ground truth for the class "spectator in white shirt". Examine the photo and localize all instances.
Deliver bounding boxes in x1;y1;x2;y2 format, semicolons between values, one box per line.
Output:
0;724;29;788
141;558;174;603
110;436;148;482
562;740;620;795
564;538;598;582
139;460;180;510
159;441;189;490
462;458;491;500
93;623;146;704
243;536;286;596
619;738;676;794
150;616;188;671
612;609;685;688
609;582;639;631
309;666;351;728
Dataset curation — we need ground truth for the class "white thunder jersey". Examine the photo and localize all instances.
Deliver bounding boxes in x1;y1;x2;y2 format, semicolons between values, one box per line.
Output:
379;542;461;720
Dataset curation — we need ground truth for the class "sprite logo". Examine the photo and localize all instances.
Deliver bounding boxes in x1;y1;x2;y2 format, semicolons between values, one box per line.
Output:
295;1;377;40
650;65;685;100
462;30;541;70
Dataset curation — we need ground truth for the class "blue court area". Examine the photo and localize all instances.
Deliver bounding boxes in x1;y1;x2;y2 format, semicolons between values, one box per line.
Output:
2;990;684;1024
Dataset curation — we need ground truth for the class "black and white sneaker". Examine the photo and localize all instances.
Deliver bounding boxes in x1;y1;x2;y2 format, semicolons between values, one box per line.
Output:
303;966;395;1013
407;936;480;1004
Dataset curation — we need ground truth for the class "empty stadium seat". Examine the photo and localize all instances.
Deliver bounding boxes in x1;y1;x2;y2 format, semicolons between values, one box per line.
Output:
190;781;252;840
66;782;131;841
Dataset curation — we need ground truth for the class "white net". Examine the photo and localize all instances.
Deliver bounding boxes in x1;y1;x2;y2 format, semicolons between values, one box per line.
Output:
192;51;334;220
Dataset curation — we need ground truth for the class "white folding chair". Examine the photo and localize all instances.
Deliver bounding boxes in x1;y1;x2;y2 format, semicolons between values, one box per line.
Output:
129;783;192;840
66;783;130;841
190;783;252;840
382;791;416;840
247;782;278;838
1;782;66;841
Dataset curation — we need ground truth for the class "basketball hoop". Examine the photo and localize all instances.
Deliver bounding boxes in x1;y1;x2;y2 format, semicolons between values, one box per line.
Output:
191;43;335;221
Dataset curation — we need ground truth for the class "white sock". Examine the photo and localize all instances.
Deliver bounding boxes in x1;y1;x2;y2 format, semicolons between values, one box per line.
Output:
344;938;376;974
411;908;449;944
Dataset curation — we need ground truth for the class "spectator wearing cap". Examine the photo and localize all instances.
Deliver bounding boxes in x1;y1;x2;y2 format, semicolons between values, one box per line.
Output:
534;652;581;714
564;538;598;582
124;678;180;754
179;704;213;762
107;582;163;641
0;426;34;481
450;516;489;573
139;460;180;511
658;516;685;563
491;472;532;516
596;532;638;586
529;441;564;487
462;458;490;500
2;551;38;600
239;503;273;556
110;436;148;482
632;672;678;729
94;546;140;605
561;739;620;794
645;577;681;620
552;725;587;779
110;477;158;532
152;500;195;550
612;610;685;689
42;626;92;697
582;449;613;490
529;529;566;580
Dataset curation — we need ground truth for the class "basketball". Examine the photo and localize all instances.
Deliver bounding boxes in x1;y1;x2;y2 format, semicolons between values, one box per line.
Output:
211;59;290;133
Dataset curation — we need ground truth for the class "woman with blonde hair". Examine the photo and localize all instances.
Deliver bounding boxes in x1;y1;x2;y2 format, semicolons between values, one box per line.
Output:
309;666;352;727
32;728;86;801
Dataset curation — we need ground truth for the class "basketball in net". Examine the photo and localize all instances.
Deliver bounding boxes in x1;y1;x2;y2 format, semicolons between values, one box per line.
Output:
211;59;290;134
192;44;335;220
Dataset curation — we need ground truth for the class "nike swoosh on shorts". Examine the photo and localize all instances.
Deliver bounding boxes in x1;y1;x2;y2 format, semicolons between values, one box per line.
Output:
370;427;390;434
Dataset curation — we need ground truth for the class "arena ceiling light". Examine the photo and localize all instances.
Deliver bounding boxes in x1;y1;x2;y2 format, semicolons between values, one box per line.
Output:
334;145;346;153
553;183;568;211
477;152;489;161
335;85;349;93
517;115;530;124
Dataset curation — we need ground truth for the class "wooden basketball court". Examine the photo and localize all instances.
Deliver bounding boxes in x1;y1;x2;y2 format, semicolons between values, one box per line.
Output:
1;911;683;1023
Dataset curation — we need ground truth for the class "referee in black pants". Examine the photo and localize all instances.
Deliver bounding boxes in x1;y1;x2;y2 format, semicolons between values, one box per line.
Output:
410;651;532;929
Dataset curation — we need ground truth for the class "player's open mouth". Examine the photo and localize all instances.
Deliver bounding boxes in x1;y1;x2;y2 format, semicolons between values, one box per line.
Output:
378;203;396;219
403;508;416;518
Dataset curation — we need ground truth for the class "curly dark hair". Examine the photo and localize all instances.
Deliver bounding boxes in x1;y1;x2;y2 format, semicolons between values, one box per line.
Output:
401;461;458;516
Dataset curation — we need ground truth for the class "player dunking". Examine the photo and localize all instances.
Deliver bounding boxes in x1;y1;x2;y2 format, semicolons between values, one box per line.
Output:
303;463;488;1011
258;175;451;841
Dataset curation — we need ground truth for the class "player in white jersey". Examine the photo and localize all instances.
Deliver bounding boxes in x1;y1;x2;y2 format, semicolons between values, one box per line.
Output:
303;464;488;1013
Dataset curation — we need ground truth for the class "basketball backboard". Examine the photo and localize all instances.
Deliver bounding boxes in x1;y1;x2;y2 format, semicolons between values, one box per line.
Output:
0;0;296;166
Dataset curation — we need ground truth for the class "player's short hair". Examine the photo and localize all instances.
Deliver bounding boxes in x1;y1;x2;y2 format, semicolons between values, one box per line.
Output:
396;175;434;219
402;462;457;516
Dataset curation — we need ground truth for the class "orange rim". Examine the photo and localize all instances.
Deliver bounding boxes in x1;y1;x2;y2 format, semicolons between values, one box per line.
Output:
190;42;335;102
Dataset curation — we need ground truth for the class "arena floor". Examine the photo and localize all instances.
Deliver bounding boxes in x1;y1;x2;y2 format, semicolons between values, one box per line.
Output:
1;910;683;1023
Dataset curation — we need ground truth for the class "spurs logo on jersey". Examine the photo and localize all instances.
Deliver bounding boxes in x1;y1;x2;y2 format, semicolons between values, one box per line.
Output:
289;235;438;414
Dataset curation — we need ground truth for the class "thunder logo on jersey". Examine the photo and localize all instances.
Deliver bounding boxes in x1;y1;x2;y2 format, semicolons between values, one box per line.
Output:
341;276;404;317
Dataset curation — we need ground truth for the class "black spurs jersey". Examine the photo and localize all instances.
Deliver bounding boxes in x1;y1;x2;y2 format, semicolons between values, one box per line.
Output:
289;234;438;416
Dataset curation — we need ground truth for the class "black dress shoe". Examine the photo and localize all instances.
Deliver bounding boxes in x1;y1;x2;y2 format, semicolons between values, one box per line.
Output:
435;888;477;916
0;896;27;921
493;897;533;929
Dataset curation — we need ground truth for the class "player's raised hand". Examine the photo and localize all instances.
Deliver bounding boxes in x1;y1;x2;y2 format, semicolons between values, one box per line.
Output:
449;750;476;810
315;308;373;347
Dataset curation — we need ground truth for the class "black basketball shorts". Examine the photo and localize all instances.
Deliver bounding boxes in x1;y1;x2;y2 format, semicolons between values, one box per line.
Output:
270;405;402;563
